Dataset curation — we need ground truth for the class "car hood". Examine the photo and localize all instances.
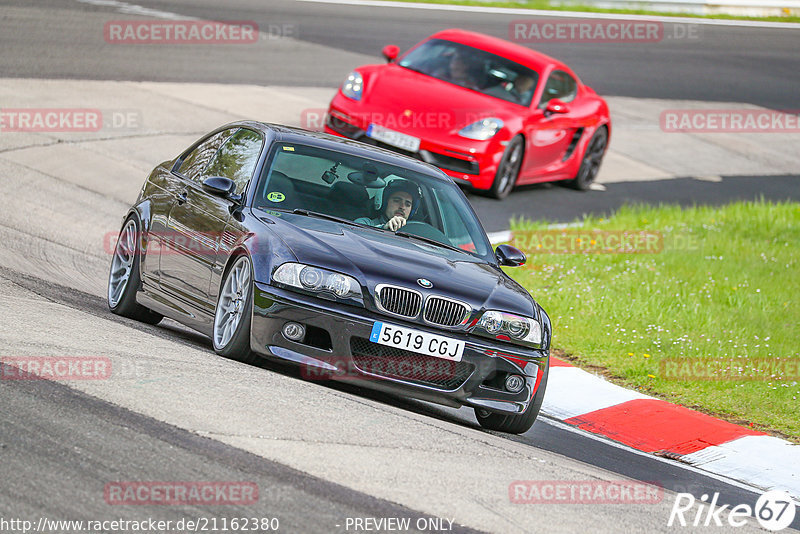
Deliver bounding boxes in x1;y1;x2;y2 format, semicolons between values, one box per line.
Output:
261;213;537;319
360;65;523;136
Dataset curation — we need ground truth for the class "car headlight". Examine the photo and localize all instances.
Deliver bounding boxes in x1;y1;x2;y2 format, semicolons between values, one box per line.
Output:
273;263;363;304
458;118;504;140
474;310;541;345
341;71;363;101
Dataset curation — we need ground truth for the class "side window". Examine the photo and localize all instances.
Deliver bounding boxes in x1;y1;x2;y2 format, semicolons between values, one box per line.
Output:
202;128;264;194
175;129;234;183
538;70;577;108
432;190;476;252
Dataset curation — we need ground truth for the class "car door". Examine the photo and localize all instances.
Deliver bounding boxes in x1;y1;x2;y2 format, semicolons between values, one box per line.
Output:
159;128;263;316
521;70;581;181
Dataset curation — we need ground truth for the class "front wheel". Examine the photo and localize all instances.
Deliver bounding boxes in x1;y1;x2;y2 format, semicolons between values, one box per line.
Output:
107;216;163;325
488;136;524;200
213;254;258;364
567;126;607;191
475;358;549;434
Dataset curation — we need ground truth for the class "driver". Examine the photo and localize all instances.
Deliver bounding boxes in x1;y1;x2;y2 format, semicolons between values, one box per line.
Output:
355;179;422;232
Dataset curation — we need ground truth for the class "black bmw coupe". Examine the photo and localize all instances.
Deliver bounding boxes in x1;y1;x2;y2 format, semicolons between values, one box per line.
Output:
108;121;551;434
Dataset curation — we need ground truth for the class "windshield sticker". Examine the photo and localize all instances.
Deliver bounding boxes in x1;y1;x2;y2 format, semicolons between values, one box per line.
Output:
282;146;295;151
267;192;286;202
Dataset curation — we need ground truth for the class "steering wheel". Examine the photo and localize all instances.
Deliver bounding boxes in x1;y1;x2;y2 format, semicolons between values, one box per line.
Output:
400;221;451;245
347;170;385;189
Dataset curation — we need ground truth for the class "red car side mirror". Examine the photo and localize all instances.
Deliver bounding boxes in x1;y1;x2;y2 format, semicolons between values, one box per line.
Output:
382;45;400;62
544;99;570;116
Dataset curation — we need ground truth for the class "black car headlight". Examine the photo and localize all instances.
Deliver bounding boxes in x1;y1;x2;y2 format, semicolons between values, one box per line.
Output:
473;310;542;346
272;263;363;305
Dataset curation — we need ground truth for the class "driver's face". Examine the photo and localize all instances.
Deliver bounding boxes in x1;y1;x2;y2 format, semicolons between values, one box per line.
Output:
385;191;413;220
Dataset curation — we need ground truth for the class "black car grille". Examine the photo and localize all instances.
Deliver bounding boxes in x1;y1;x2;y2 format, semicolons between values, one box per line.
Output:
350;337;474;390
376;285;422;318
424;297;470;327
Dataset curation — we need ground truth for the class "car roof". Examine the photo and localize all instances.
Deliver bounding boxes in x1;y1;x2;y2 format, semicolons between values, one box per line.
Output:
230;121;453;183
427;28;564;73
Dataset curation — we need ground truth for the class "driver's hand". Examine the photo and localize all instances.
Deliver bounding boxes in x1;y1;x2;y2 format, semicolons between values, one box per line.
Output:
383;215;407;232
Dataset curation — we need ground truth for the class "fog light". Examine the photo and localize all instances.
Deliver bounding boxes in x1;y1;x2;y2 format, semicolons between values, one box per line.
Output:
505;374;525;393
282;322;305;342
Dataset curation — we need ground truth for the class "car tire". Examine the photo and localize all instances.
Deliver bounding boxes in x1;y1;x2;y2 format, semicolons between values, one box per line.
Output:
475;358;549;434
107;216;163;325
567;126;607;191
488;136;524;200
213;254;258;364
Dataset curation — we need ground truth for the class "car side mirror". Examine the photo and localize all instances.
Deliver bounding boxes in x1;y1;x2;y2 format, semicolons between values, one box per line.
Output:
495;244;526;267
202;176;237;198
382;44;400;62
544;98;570;116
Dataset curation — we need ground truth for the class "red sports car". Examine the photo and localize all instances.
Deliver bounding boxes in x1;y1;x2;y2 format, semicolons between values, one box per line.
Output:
325;29;611;199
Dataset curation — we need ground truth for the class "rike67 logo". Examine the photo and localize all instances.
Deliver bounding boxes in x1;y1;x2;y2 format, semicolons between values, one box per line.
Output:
669;490;796;531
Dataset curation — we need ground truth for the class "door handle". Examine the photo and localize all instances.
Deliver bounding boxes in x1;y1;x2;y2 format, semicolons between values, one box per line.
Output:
176;190;188;205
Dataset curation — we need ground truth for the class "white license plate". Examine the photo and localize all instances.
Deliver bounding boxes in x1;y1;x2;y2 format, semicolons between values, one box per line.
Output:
369;321;464;362
366;123;421;152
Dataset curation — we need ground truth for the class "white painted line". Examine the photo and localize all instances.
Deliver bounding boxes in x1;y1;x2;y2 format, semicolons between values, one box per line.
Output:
589;182;607;191
76;0;190;20
541;366;652;420
487;230;513;244
682;435;800;499
297;0;800;28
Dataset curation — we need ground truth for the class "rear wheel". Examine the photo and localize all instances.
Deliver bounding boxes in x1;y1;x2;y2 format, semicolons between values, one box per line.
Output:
567;126;607;191
107;217;163;324
488;136;524;200
213;254;258;364
475;358;549;434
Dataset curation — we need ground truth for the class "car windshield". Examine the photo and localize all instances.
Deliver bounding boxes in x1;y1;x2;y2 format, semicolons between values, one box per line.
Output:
398;39;539;106
253;142;493;261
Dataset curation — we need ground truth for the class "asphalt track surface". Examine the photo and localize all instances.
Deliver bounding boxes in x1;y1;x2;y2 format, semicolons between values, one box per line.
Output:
1;0;799;532
2;0;799;109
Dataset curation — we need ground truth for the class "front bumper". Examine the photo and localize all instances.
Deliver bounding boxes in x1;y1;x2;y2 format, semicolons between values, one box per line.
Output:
251;282;548;415
325;103;502;191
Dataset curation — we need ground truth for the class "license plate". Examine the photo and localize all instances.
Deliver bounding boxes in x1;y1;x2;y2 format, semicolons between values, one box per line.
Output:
366;123;421;152
369;321;464;362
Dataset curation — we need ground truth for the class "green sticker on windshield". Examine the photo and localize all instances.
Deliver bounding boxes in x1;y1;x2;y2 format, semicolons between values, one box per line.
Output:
267;192;285;203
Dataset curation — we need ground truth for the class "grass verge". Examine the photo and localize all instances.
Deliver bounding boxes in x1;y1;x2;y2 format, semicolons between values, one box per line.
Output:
388;0;800;23
506;200;800;440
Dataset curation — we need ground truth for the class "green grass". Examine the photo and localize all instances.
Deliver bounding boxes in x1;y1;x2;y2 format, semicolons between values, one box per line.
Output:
389;0;800;23
506;201;800;440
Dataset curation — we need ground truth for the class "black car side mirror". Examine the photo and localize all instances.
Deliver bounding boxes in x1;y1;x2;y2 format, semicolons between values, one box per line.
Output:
202;176;237;198
495;244;526;267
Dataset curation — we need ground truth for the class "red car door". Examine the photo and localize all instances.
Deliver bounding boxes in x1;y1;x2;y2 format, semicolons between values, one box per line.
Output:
519;70;583;183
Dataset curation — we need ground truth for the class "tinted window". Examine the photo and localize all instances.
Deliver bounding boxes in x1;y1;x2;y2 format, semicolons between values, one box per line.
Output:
399;39;539;106
202;128;263;194
176;129;235;183
539;70;577;108
253;143;493;261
